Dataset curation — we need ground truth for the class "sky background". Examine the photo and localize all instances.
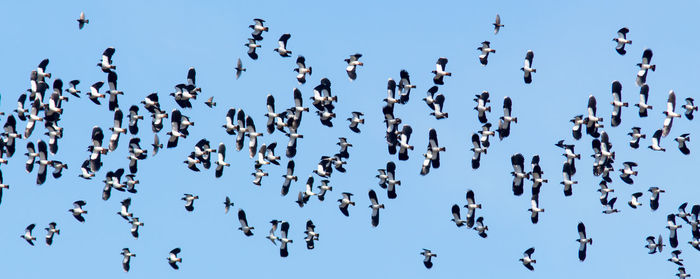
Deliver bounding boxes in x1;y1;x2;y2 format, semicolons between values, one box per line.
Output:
0;1;698;278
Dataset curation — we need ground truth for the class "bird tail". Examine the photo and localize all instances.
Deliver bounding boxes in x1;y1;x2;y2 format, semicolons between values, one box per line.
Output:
651;65;656;71
350;202;356;206
308;67;312;75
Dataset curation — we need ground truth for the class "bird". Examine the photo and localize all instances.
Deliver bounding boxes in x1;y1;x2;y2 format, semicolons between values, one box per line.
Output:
645;235;664;254
77;12;89;29
576;222;592;261
420;249;437;269
636;49;656;86
676;267;691;279
464;190;481;228
451;204;467;227
477;41;496;66
649;187;665;211
266;220;280;245
432;57;451;85
294;56;312;84
245;38;260;60
338;192;355;216
520;247;536;271
345;54;364;81
493;14;504;34
279;221;292;257
635;84;653;117
397;70;415;104
252;168;268;186
223;196;233;214
44;222;59;246
474;91;491;124
347;111;364;133
521;50;536;84
649;129;666;152
129;217;144;238
304;220;319;249
317;179;333;201
682;97;697;120
181;194;198;212
628;127;645;149
235;58;245;79
529;194;545;223
21;224;36;246
675;134;690;155
69;200;87;222
603;197;620;214
474;217;488;238
121;248;135;272
669;250;684;266
238;209;254;236
205;96;216;108
498;96;517;139
167;248;182;270
368;189;384;227
273;34;292;57
628;192;643;209
117;198;133;221
619;162;638;184
249;18;268;40
612;27;631;55
384;161;401;199
561;162;577;196
215;143;229;178
470;133;487;169
610;80;627;127
663;90;682;137
98;47;116;72
511;153;529;196
667;214;682;248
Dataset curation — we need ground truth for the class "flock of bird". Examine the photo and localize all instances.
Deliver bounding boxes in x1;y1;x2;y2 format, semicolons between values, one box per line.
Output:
4;11;698;276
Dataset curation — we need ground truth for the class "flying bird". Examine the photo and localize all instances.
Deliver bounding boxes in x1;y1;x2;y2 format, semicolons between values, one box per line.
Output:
636;49;655;86
576;222;592;261
493;14;504;34
645;235;664;254
345;54;364;81
520;247;536;271
612;27;631;55
675;134;690;155
521;50;536;84
432;57;451;85
21;224;36;246
69;200;87;222
121;248;135;272
167;248;182;270
235;58;245;79
682;97;697;120
477;41;496;66
77;12;89;29
273;34;292;57
368;189;384;227
238;209;254;236
420;249;437;269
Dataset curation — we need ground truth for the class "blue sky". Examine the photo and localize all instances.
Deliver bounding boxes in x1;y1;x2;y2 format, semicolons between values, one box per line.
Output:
0;1;698;278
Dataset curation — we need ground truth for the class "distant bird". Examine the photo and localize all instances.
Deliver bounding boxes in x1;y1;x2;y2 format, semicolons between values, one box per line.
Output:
636;49;655;86
65;80;81;98
215;143;229;178
663;90;682;137
628;192;643;209
529;194;545;223
152;134;163;156
121;248;135;272
294;56;311;84
451;204;467;227
520;247;536;271
432;57;451;85
245;38;260;60
561;162;577;196
682;98;697;120
398;70;415;104
420;249;437;269
521;50;536;84
167;248;182;270
279;221;292;257
576;222;592;261
649;186;665;211
317;179;332;201
223;196;233;214
266;220;280;245
98;47;116;72
610;80;627;127
464;190;481;228
649;129;665;152
570;115;584;140
44;222;59;246
511;153;528;196
612;27;631;55
88;81;106;105
627;127;645;149
249;18;268;40
470;133;486;169
477;41;496;66
205;96;216;108
635;84;653;117
273;34;292;57
181;194;198;212
676;202;692;224
281;160;297;196
77;12;89;29
474;217;488;238
645;235;664;254
69;200;87;222
347;111;364;133
498;96;517;139
338;192;355;216
129;217;144;238
493;14;504;34
667;214;682;248
603;197;620;214
675;134;690;155
117;198;133;220
21;224;36;246
237;209;254;236
252;168;268;186
676;267;691;279
345;54;363;81
368;189;384;227
235;58;245;79
474;91;491;124
619;162;638;184
304;220;319;249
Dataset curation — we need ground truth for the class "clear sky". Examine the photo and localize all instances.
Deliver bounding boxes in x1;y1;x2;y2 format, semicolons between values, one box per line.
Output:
0;1;698;278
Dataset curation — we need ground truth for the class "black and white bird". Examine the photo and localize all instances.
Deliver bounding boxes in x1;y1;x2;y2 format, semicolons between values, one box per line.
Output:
421;128;445;175
304;220;319;249
87;81;105;105
107;71;123;111
682;97;697;120
281;160;297;196
279;221;292;257
576;222;592;261
317;180;332;201
635;84;653;117
273;34;292;57
77;12;89;29
628;192;643;208
293;56;311;84
521;50;536;84
117;198;133;221
223;196;233;214
645;235;664;254
397;125;414;161
44;222;59;246
603;197;620;214
429;93;448;119
619;162;638;184
529;194;545;223
636;49;656;86
181;194;198;212
129;217;144;238
127;105;143;135
598;181;613;206
493;14;504;34
470;133;486;169
627;127;645;149
432;57;451;85
266;220;280;245
649;129;665;152
663;90;682;137
676;267;691;279
612;27;631;55
451;204;467;227
167;248;182;270
368;190;384;227
238;209;254;236
520;247;536;271
98;47;116;72
561;162;577;196
498;96;517;140
121;248;135;272
338;192;355;217
21;224;36;246
610;80;627;127
474;91;491;124
69;200;87;222
345;53;363;81
474;217;488;238
477;41;495;66
249;18;268;40
464;189;482;228
245;38;260;60
235;58;245;79
667;214;682;248
649;186;665;211
511;153;529;196
420;249;437;269
347;111;364;133
66;80;81;98
669;250;684;266
215;143;229;178
675;134;690;155
398;70;415;104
